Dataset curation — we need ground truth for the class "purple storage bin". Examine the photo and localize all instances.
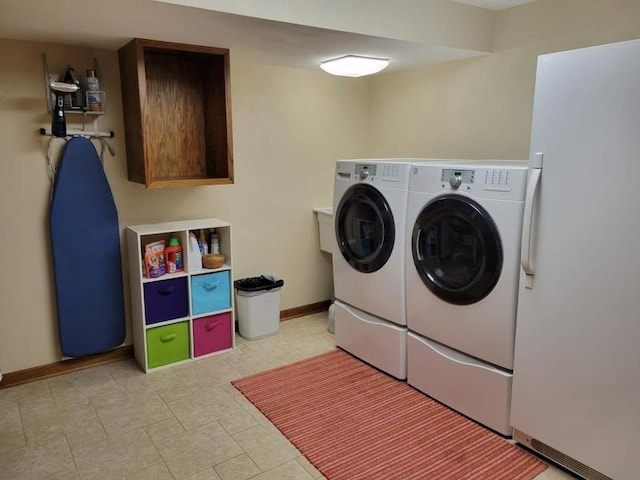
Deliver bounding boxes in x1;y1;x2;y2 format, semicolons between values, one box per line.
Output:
144;277;189;325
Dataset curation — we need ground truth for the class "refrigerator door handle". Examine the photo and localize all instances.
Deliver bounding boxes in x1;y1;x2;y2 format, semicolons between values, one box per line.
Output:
521;152;543;288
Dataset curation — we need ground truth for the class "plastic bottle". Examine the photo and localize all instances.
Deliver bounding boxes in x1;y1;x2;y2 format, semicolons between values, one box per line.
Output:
187;232;202;272
209;229;220;255
164;237;183;273
198;229;208;255
86;69;102;112
86;69;100;91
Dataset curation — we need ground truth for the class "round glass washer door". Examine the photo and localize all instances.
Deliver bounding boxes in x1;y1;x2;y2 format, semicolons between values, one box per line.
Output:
411;194;503;305
335;184;394;273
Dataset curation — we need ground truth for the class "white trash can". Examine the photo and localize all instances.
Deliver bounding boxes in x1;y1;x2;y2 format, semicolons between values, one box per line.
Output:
234;275;284;340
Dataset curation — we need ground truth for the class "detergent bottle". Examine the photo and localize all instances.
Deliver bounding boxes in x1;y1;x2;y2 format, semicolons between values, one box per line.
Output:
198;229;208;255
187;232;202;272
164;237;183;273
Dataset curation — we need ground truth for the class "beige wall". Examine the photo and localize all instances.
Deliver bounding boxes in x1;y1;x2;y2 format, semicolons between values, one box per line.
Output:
0;40;368;373
3;0;640;375
367;0;640;160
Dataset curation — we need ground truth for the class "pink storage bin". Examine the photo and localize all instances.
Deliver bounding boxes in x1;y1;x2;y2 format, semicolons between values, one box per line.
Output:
193;312;232;357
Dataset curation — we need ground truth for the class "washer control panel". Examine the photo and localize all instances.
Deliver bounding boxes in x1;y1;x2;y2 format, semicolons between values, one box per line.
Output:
440;167;515;192
355;164;377;180
441;169;475;186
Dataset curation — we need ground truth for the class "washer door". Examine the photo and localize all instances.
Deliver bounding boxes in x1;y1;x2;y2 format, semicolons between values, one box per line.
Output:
335;184;394;273
412;194;502;305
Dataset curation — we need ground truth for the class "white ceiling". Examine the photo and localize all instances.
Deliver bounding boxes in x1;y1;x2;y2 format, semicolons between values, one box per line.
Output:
0;0;538;73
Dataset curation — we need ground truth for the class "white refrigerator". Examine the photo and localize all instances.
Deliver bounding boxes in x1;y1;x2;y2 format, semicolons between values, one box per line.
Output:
512;39;640;480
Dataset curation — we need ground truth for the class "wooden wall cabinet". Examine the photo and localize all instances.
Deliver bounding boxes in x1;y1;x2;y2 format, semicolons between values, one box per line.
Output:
118;38;233;188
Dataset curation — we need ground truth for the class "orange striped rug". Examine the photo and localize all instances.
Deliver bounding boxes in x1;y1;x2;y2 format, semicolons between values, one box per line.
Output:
232;349;547;480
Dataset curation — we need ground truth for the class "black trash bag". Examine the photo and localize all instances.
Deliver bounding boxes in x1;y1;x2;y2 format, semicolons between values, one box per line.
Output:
234;275;284;292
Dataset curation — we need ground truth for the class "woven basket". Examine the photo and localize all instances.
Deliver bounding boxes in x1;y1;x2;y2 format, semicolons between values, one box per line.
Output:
202;253;225;269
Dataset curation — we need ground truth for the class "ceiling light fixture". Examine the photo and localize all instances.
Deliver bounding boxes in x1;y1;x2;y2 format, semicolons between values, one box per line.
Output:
320;55;390;77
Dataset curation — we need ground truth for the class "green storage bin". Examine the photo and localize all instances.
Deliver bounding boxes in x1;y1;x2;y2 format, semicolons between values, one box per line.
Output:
146;322;190;368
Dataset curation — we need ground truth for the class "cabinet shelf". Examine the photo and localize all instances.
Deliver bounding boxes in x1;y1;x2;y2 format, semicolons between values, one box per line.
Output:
143;317;190;330
141;271;188;284
51;108;106;116
189;264;231;275
118;38;234;188
192;308;232;321
46;89;107;116
126;218;235;372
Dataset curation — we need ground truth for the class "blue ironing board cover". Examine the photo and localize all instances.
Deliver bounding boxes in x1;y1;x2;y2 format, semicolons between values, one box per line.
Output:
50;137;126;357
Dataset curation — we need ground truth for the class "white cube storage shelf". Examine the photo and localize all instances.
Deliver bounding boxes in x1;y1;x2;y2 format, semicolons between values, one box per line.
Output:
126;218;235;372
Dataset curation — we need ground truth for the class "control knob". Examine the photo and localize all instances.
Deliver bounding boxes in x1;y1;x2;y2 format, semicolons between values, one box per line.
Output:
449;174;462;189
359;169;369;180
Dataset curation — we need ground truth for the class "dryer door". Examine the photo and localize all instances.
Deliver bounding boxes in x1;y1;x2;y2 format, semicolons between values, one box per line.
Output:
412;194;502;305
335;184;394;273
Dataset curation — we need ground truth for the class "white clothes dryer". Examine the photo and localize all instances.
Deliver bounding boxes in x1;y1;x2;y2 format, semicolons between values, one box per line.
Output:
405;161;528;435
332;159;414;379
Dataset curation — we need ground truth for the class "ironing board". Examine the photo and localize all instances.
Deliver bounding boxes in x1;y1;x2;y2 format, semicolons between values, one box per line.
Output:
50;137;125;357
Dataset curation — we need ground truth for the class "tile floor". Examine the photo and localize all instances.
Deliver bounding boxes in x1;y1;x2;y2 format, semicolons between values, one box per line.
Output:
0;312;577;480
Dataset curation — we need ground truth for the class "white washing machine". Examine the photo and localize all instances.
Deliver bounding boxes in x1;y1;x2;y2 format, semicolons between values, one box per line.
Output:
332;159;414;379
405;161;528;435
